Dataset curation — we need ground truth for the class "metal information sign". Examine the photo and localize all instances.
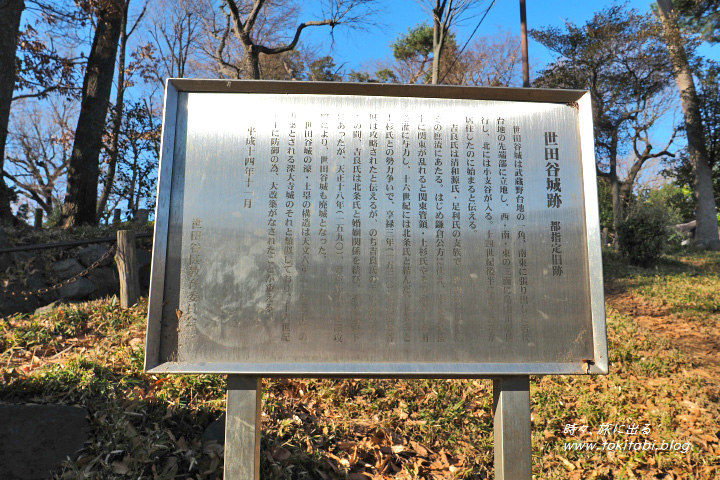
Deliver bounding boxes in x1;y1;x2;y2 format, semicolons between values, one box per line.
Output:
145;80;607;479
145;80;607;377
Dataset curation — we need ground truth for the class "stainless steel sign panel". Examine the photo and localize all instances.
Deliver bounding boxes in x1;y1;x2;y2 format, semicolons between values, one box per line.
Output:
145;80;607;376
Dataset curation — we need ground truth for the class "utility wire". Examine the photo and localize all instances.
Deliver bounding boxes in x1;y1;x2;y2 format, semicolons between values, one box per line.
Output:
438;0;497;84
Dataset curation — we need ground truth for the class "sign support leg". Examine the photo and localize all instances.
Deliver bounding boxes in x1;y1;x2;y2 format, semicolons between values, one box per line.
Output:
493;375;532;479
224;375;261;479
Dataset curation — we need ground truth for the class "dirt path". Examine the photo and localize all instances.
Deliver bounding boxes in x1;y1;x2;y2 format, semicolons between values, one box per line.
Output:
606;291;720;378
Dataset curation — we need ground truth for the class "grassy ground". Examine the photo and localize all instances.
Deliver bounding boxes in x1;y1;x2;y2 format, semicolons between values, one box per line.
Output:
1;251;719;479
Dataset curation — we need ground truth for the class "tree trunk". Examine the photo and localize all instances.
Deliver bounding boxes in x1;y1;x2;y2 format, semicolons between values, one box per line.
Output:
610;171;622;250
247;46;261;79
60;0;124;228
97;0;129;220
657;0;720;250
607;136;622;250
0;0;25;224
431;0;446;84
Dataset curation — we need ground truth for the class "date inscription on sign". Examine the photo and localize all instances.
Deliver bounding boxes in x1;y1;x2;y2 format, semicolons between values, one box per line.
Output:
145;80;607;376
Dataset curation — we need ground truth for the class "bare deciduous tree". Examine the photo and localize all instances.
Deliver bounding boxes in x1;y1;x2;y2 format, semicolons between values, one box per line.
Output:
138;0;205;87
0;0;26;223
414;0;488;84
213;0;379;80
457;29;522;87
60;0;125;227
4;98;76;217
97;0;146;220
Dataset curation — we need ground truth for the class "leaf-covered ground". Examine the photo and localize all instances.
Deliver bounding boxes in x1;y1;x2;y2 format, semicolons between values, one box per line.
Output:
1;251;719;479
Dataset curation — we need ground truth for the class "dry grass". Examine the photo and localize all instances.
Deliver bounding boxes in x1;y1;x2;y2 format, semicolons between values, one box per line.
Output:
1;251;718;478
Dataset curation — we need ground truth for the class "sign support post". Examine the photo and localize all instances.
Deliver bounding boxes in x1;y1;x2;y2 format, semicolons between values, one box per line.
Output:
224;376;262;479
493;376;532;479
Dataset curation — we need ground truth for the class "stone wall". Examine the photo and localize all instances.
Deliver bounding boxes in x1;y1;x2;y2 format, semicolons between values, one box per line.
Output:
1;242;152;317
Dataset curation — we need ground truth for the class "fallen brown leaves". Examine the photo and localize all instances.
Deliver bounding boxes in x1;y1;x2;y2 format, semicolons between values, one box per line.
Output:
608;291;720;375
2;253;720;478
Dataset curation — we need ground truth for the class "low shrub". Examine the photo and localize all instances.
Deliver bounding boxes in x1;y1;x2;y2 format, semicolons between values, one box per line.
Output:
617;203;674;266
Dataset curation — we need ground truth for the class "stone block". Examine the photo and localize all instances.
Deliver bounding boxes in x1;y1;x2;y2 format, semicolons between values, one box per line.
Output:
58;276;96;300
0;404;90;480
51;258;84;279
87;266;119;297
77;244;113;268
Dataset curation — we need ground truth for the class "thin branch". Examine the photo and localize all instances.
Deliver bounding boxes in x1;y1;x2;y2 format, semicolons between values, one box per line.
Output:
256;20;336;55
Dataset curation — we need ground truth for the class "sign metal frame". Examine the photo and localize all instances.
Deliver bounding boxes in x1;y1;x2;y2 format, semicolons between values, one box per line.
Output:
144;79;608;378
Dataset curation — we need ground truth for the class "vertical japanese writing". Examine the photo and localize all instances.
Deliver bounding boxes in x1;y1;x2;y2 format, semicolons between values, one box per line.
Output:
385;209;395;343
385;114;396;343
545;131;562;208
450;123;460;195
282;115;296;342
481;117;492;223
368;226;378;333
546;131;563;278
270;123;280;174
186;218;202;330
298;120;312;341
401;115;412;342
486;229;496;341
497;118;508;206
450;122;462;341
334;115;347;343
368;111;380;337
419;236;430;342
501;213;512;342
351;118;362;341
514;125;529;342
368;113;379;220
301;121;313;274
418;117;428;230
266;181;278;317
266;122;280;319
465;116;477;231
318;114;330;258
452;199;462;341
244;127;255;208
498;118;513;342
385;115;395;203
417;115;430;342
551;221;563;276
434;115;445;342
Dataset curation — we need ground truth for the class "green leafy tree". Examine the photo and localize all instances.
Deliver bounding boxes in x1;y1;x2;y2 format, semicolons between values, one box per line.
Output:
663;60;720;220
642;183;694;223
414;0;488;84
347;68;397;83
354;22;460;84
308;55;342;81
672;0;720;42
656;0;720;249
532;6;675;246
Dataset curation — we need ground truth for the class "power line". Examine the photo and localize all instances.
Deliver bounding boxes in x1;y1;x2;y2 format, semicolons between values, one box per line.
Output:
438;0;497;84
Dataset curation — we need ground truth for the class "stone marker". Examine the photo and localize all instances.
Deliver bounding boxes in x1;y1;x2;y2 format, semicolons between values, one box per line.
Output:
0;404;90;480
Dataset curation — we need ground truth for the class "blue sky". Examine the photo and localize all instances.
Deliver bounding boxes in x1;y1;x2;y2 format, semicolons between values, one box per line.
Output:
299;0;718;190
302;0;719;78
